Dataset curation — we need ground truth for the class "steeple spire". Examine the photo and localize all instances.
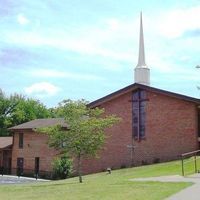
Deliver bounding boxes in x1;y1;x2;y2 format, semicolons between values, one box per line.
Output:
137;12;146;67
134;12;150;85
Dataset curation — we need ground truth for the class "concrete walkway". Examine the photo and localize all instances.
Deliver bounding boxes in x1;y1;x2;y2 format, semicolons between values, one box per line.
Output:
0;175;49;184
130;174;200;200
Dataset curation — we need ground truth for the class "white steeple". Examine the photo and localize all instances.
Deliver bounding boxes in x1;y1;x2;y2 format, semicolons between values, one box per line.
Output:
134;12;150;85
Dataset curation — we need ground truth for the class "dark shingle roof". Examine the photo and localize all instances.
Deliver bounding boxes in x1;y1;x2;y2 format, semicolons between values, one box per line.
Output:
0;137;13;149
88;83;200;107
9;118;68;130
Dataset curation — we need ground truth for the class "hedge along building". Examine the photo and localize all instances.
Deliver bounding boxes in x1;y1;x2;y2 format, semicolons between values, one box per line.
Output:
7;13;200;175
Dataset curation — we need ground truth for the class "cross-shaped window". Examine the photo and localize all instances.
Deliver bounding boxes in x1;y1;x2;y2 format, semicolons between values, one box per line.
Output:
132;90;147;141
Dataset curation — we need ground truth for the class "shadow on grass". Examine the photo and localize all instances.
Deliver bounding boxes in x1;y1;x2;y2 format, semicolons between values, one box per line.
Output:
31;181;80;188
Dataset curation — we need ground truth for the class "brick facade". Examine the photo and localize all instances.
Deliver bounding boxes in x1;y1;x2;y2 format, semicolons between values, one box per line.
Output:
11;130;58;173
0;149;12;170
10;86;200;175
0;137;12;173
81;92;132;174
81;89;199;174
133;91;199;165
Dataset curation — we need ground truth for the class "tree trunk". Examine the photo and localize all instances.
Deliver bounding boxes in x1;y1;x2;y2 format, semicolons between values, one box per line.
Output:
77;153;82;183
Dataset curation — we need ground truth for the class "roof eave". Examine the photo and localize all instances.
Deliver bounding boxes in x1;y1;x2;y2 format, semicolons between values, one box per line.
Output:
0;144;13;150
88;83;200;108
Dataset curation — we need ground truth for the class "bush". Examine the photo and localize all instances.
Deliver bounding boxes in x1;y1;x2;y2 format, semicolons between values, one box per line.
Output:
141;160;148;165
153;158;160;164
120;164;127;169
52;155;73;179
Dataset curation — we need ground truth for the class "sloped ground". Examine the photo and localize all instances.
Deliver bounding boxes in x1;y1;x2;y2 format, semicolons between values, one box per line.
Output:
131;174;200;200
0;159;197;200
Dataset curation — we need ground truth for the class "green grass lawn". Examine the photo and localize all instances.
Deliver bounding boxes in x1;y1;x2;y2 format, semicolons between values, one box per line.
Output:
0;158;199;200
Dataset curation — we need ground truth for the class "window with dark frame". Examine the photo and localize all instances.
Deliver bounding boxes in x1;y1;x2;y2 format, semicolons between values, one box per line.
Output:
132;90;147;141
19;133;23;149
17;157;24;174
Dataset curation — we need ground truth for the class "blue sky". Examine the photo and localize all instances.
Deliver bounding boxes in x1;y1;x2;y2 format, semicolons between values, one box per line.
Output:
0;0;200;107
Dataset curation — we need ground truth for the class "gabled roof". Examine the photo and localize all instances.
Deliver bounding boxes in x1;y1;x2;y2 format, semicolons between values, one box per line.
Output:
9;118;68;131
0;137;13;149
88;83;200;107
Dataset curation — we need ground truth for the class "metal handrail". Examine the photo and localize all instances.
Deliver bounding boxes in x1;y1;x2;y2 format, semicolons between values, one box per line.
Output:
181;150;200;176
181;150;200;157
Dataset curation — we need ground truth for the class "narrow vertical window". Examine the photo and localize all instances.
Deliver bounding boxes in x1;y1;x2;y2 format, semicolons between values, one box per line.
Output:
17;157;24;174
132;90;147;140
19;133;23;149
132;91;139;139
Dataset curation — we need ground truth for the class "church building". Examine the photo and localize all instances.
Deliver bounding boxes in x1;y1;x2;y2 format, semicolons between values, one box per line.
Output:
81;13;200;173
1;14;200;176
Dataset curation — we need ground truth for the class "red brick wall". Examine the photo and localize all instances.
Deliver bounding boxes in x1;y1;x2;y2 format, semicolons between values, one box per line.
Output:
81;92;133;174
0;148;12;169
11;89;199;175
132;90;199;165
82;90;199;173
2;150;12;169
11;130;58;173
11;92;133;175
0;151;3;166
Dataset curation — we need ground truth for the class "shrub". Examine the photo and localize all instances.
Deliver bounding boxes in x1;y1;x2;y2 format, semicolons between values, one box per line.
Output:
153;158;160;164
141;160;148;165
52;155;73;179
120;164;127;169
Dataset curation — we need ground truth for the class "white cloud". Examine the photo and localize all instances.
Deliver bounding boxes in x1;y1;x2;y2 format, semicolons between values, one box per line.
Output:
7;31;135;63
30;69;103;80
6;16;138;64
157;6;200;38
6;7;199;75
24;82;60;97
17;14;30;25
106;18;120;31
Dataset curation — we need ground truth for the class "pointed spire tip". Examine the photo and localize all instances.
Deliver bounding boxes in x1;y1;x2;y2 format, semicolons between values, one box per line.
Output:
136;12;146;68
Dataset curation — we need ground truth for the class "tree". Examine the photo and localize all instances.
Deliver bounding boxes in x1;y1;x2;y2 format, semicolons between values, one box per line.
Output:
39;99;120;183
0;90;51;136
9;95;51;126
0;90;17;136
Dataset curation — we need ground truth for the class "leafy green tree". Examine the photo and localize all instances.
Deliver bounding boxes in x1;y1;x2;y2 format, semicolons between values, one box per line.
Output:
0;90;17;136
39;99;120;183
0;90;51;136
9;95;50;126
